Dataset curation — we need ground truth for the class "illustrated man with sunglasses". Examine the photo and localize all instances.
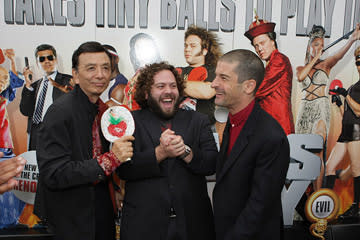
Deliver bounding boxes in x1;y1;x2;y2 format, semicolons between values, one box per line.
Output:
20;44;72;223
20;44;72;151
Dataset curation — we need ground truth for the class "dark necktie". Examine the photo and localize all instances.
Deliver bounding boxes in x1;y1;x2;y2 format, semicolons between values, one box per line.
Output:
32;78;49;124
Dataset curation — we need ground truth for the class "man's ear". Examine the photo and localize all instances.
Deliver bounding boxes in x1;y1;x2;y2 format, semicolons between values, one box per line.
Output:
244;79;257;94
271;40;276;50
72;69;80;84
202;48;208;56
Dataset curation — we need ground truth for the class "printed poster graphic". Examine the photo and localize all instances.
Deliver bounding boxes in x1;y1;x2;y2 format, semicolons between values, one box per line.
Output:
1;0;360;230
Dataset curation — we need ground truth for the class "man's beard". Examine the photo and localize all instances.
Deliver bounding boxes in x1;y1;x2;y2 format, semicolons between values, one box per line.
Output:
147;94;181;120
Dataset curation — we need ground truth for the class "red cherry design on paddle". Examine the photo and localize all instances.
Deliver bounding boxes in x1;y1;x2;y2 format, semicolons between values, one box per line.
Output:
108;121;127;137
107;110;127;137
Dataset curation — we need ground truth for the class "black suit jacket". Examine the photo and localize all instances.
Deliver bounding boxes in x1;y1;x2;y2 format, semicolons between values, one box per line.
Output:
213;103;290;240
116;108;217;240
37;86;114;240
19;72;72;150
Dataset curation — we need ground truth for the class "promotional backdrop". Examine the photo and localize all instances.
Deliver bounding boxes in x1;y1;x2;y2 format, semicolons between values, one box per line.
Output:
1;0;360;228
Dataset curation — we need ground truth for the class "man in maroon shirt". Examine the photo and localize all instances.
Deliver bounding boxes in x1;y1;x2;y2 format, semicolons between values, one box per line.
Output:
211;49;290;240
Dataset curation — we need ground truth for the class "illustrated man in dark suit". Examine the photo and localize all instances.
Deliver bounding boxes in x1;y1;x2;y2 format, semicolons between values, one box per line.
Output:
20;44;72;151
116;62;217;240
211;49;290;240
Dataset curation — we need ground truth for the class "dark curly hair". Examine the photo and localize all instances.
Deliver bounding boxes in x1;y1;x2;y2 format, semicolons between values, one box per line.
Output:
134;62;185;109
185;25;222;66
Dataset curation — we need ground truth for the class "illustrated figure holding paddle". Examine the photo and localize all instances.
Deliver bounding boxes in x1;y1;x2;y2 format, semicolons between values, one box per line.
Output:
295;23;360;191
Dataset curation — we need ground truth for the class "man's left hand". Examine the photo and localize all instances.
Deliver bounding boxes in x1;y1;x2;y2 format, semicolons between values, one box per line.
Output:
112;135;135;164
165;135;185;158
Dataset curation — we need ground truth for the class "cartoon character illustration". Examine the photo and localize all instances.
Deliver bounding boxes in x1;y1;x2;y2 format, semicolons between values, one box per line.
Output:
0;48;26;229
0;49;24;158
123;33;162;111
296;24;360;190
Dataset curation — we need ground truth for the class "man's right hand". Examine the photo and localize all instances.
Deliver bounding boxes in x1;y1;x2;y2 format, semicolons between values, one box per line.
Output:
23;67;33;88
111;135;135;164
155;129;176;162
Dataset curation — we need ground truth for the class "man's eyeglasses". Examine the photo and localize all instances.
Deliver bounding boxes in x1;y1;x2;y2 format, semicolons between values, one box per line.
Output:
356;61;360;66
38;55;55;62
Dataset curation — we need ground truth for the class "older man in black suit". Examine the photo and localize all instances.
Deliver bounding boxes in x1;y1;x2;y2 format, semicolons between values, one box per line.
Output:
36;42;133;240
211;49;290;240
116;62;217;240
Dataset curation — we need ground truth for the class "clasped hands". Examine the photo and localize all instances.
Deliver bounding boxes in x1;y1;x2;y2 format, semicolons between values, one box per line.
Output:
156;129;191;163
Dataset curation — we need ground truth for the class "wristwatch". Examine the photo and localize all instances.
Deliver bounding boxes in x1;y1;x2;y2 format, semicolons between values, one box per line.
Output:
180;145;192;159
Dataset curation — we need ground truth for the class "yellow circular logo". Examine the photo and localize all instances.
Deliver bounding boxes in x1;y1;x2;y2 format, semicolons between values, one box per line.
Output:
305;189;340;222
305;189;340;239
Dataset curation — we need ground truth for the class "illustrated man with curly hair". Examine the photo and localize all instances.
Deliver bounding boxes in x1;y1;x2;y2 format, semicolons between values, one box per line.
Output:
116;61;217;240
177;25;222;125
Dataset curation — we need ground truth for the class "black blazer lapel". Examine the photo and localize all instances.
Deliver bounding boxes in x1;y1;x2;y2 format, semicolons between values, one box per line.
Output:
52;73;66;100
216;130;250;184
171;110;189;143
137;108;178;175
215;104;260;183
33;79;42;99
137;108;163;148
216;121;230;175
168;110;189;171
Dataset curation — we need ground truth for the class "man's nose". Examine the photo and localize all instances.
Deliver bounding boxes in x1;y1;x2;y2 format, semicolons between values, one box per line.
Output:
95;68;106;78
164;85;175;94
211;77;219;88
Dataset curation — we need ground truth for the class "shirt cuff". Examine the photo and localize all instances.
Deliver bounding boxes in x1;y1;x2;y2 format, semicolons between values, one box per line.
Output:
97;151;122;176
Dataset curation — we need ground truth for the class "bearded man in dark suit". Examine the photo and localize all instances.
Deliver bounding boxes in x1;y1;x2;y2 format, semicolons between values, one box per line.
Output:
116;61;217;240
